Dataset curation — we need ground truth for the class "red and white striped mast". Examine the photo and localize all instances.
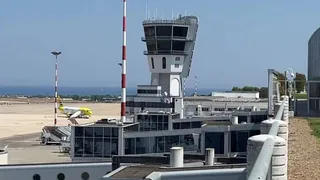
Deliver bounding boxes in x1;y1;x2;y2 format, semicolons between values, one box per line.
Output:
51;51;61;126
120;0;127;123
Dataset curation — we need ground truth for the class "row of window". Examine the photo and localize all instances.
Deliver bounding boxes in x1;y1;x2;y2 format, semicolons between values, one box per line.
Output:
74;127;119;138
126;101;173;108
150;57;180;69
173;121;202;129
146;41;185;52
125;134;198;154
144;26;188;38
137;89;159;94
137;114;169;131
74;137;118;157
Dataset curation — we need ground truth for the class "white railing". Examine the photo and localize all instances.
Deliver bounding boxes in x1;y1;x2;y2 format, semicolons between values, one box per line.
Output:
247;96;289;180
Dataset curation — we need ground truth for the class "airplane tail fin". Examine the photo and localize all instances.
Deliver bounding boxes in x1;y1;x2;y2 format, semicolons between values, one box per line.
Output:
57;95;63;107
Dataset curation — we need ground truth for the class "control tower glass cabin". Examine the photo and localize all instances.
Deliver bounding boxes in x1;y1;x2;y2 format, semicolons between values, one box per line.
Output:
142;15;199;97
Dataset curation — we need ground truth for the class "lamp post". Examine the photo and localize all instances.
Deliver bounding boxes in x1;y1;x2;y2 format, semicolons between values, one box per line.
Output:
285;68;295;99
284;68;295;114
51;51;61;126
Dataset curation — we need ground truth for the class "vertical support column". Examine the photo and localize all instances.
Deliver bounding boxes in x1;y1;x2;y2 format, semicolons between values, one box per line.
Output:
205;148;215;165
247;135;287;180
168;115;173;130
183;78;186;97
194;76;197;96
247;115;251;123
118;126;124;156
200;133;205;154
54;57;58;126
224;131;229;155
120;0;127;123
170;147;184;167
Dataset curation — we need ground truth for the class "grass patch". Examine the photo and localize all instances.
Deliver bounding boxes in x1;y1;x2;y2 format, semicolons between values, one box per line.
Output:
307;118;320;138
295;93;307;99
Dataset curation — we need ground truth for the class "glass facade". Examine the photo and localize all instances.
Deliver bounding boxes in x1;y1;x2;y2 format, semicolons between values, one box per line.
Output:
125;134;199;154
74;127;118;157
308;28;320;113
204;132;224;154
137;114;169;131
251;115;268;123
238;116;247;123
126;101;173;108
231;130;260;152
173;121;202;129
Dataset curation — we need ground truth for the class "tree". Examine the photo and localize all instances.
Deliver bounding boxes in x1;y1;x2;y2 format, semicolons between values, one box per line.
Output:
232;87;241;91
259;87;268;98
294;73;306;93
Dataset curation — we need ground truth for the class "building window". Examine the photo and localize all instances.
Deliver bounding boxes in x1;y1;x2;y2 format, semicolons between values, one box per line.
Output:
175;57;180;61
151;57;155;69
162;57;166;69
174;64;179;68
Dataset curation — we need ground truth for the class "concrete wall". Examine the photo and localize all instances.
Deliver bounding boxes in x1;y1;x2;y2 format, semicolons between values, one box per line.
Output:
0;162;111;180
211;92;259;99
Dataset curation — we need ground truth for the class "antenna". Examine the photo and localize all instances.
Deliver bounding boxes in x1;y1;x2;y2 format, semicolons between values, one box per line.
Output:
145;3;148;20
147;9;150;20
171;8;174;19
184;9;187;17
120;0;127;123
155;8;158;19
194;76;198;96
183;78;186;97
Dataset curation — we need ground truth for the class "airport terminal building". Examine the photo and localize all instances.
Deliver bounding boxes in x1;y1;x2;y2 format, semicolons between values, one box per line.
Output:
69;15;269;162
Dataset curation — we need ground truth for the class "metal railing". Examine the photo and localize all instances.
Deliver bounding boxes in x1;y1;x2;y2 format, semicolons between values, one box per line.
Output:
143;50;188;55
247;96;288;180
141;36;193;41
143;19;192;25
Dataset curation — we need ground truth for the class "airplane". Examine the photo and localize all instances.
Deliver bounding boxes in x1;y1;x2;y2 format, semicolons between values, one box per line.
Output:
57;96;93;119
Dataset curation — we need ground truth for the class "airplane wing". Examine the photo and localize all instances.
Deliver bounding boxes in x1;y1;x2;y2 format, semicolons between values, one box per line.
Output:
69;111;82;119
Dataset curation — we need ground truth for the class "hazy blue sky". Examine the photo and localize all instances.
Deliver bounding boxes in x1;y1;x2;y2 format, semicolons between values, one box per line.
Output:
0;1;318;88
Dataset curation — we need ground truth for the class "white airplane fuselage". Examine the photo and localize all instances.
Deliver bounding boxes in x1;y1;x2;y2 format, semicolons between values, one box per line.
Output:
59;105;92;118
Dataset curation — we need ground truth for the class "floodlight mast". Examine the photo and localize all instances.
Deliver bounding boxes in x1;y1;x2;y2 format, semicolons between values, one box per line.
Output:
51;51;61;126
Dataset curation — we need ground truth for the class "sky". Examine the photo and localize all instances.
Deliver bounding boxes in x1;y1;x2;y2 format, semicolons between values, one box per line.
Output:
0;0;318;89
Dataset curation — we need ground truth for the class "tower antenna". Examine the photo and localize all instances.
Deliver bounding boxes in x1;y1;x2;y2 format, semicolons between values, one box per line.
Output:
155;8;158;19
194;76;198;96
51;51;61;126
145;3;148;20
121;0;127;123
171;8;174;19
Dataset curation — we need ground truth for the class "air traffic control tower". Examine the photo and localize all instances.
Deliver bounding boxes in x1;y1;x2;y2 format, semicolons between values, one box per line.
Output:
142;15;199;97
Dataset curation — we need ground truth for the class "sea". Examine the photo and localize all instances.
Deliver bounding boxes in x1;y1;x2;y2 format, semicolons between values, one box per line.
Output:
0;86;228;96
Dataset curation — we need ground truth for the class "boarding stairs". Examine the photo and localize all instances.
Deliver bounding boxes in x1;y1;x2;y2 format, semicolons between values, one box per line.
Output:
41;126;71;146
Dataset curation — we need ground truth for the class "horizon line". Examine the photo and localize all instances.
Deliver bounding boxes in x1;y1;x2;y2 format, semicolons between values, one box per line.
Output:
0;85;231;90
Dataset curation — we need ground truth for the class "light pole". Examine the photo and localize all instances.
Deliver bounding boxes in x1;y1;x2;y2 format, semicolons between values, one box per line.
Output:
194;76;198;96
51;51;61;126
284;68;295;113
284;68;295;98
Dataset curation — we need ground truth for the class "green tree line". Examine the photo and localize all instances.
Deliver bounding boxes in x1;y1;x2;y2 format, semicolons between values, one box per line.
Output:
232;72;306;98
231;86;268;98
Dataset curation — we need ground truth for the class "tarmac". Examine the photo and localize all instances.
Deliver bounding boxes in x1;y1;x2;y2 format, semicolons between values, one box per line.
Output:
0;100;120;164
